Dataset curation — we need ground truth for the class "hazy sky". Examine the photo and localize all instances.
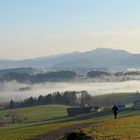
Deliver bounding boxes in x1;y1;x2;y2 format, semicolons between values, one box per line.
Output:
1;0;140;60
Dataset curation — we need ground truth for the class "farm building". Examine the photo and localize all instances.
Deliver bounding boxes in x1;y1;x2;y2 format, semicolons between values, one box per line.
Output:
91;106;102;112
67;106;92;116
133;100;140;109
118;104;126;111
67;106;101;116
0;118;6;126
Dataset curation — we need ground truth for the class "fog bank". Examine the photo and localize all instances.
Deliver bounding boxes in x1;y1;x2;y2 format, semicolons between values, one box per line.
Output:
0;80;140;103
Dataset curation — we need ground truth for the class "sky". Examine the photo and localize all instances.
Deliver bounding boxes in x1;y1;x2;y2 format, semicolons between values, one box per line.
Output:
0;0;140;60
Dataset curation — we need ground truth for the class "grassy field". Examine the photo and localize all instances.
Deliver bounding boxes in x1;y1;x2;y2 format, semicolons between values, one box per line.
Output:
0;104;68;123
0;105;139;140
0;93;140;140
0;120;87;140
87;115;140;140
0;104;70;140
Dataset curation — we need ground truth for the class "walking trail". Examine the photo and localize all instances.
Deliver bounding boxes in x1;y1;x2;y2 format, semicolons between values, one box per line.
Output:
30;122;92;140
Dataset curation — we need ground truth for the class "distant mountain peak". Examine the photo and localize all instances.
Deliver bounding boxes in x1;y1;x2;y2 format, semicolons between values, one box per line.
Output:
0;48;140;70
93;48;130;54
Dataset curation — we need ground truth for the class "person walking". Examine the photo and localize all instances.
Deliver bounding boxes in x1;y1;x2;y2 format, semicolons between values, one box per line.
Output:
112;105;119;119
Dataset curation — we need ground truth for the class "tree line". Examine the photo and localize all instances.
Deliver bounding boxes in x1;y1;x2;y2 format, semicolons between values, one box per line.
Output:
1;69;140;84
0;71;76;83
8;91;92;109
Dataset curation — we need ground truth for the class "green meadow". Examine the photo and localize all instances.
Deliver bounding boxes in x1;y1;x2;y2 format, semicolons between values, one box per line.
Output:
0;104;68;123
88;115;140;140
0;93;140;140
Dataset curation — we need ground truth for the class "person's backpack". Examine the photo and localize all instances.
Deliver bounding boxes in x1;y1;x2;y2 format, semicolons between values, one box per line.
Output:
114;106;119;112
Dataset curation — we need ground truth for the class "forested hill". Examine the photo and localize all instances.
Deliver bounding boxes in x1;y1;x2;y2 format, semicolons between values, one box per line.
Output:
1;69;140;83
1;48;140;70
0;71;76;83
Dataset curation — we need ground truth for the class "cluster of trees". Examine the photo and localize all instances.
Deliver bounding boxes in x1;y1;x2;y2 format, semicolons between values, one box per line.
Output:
9;91;92;109
87;71;110;78
114;71;140;76
87;70;140;78
1;69;140;83
0;67;41;77
0;71;76;83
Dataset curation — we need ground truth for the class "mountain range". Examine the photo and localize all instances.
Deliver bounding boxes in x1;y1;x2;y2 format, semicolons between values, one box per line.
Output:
0;48;140;70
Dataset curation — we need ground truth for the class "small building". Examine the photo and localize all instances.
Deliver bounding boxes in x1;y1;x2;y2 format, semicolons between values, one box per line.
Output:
91;106;102;112
67;106;92;116
133;101;140;109
0;118;6;126
67;105;102;116
118;104;126;111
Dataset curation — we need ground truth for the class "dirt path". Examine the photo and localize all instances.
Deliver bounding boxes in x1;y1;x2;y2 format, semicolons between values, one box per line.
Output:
30;122;92;140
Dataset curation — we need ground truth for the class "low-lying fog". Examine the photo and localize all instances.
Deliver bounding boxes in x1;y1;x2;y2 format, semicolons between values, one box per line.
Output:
0;80;140;103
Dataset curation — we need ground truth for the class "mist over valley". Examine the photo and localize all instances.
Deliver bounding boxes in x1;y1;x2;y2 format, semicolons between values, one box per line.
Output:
0;80;140;103
1;48;140;103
